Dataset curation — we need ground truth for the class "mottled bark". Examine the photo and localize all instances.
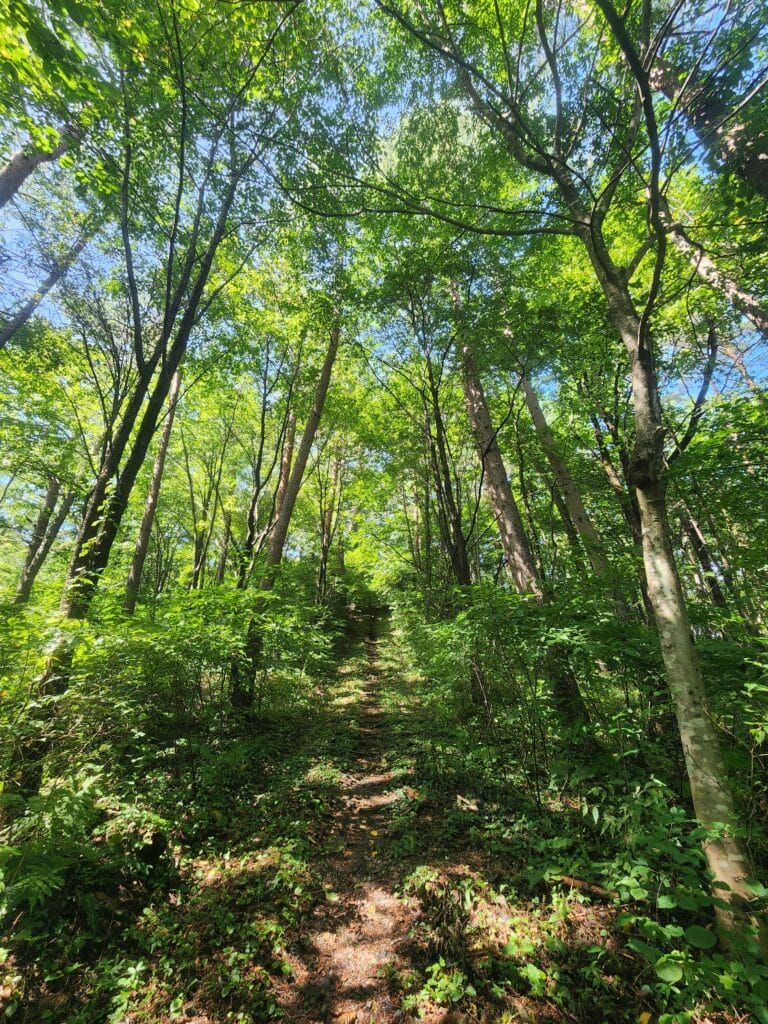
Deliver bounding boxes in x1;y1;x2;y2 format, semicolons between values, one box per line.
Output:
123;369;182;614
584;230;762;941
651;57;768;200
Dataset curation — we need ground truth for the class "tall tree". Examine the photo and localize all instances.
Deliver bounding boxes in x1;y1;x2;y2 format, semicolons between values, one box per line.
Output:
375;0;764;942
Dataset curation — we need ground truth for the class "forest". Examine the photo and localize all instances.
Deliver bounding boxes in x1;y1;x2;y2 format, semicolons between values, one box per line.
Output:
0;0;767;1021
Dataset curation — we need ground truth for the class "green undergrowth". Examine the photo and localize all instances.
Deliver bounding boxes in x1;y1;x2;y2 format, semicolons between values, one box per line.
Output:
2;609;766;1024
0;605;374;1022
372;621;768;1024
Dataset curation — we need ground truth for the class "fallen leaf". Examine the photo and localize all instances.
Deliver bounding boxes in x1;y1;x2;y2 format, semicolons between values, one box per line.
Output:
638;1014;652;1024
333;1012;357;1024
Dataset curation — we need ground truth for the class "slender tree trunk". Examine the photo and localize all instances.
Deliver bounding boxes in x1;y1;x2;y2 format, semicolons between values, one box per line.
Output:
190;514;209;590
457;336;593;732
62;355;181;618
274;410;296;521
549;480;588;575
317;456;342;600
459;342;539;594
123;369;182;614
216;508;232;583
232;324;340;707
521;376;607;576
263;325;340;581
15;480;75;604
721;342;765;400
62;365;157;615
424;370;472;588
680;513;728;610
7;152;244;804
0;235;88;349
584;232;761;940
0;135;70;209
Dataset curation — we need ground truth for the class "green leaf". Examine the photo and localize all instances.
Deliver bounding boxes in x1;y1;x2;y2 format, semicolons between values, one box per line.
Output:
684;924;716;949
655;956;683;984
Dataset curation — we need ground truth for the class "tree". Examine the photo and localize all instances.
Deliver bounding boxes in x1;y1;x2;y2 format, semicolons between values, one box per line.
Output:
375;0;764;943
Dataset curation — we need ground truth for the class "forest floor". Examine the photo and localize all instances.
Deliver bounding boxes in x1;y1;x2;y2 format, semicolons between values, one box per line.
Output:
3;611;749;1024
273;616;420;1023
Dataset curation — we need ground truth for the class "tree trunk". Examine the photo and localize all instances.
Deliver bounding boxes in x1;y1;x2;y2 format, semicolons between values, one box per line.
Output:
232;323;340;707
263;324;340;581
521;375;607;576
651;57;768;201
123;369;182;614
15;480;75;604
275;409;296;521
680;512;728;610
583;230;762;941
424;360;472;587
459;342;539;594
663;209;768;337
457;336;593;732
216;508;232;582
317;455;342;600
0;235;88;349
721;342;766;400
62;355;181;618
0;135;70;209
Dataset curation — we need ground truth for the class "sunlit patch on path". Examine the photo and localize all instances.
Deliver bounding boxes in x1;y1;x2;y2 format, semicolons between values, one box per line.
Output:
278;624;418;1023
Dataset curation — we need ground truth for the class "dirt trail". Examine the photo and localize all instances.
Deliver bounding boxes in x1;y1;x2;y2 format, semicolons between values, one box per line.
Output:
280;619;416;1024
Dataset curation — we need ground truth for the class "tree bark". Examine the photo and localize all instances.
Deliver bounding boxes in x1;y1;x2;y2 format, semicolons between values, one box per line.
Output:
662;208;768;337
0;235;88;349
263;324;340;582
680;512;728;611
375;4;762;942
317;455;342;600
274;409;296;521
651;57;768;201
216;508;232;583
0;135;70;209
231;323;340;708
521;375;607;577
583;229;761;939
459;342;539;594
457;336;593;733
424;359;472;587
123;369;182;614
15;480;75;604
